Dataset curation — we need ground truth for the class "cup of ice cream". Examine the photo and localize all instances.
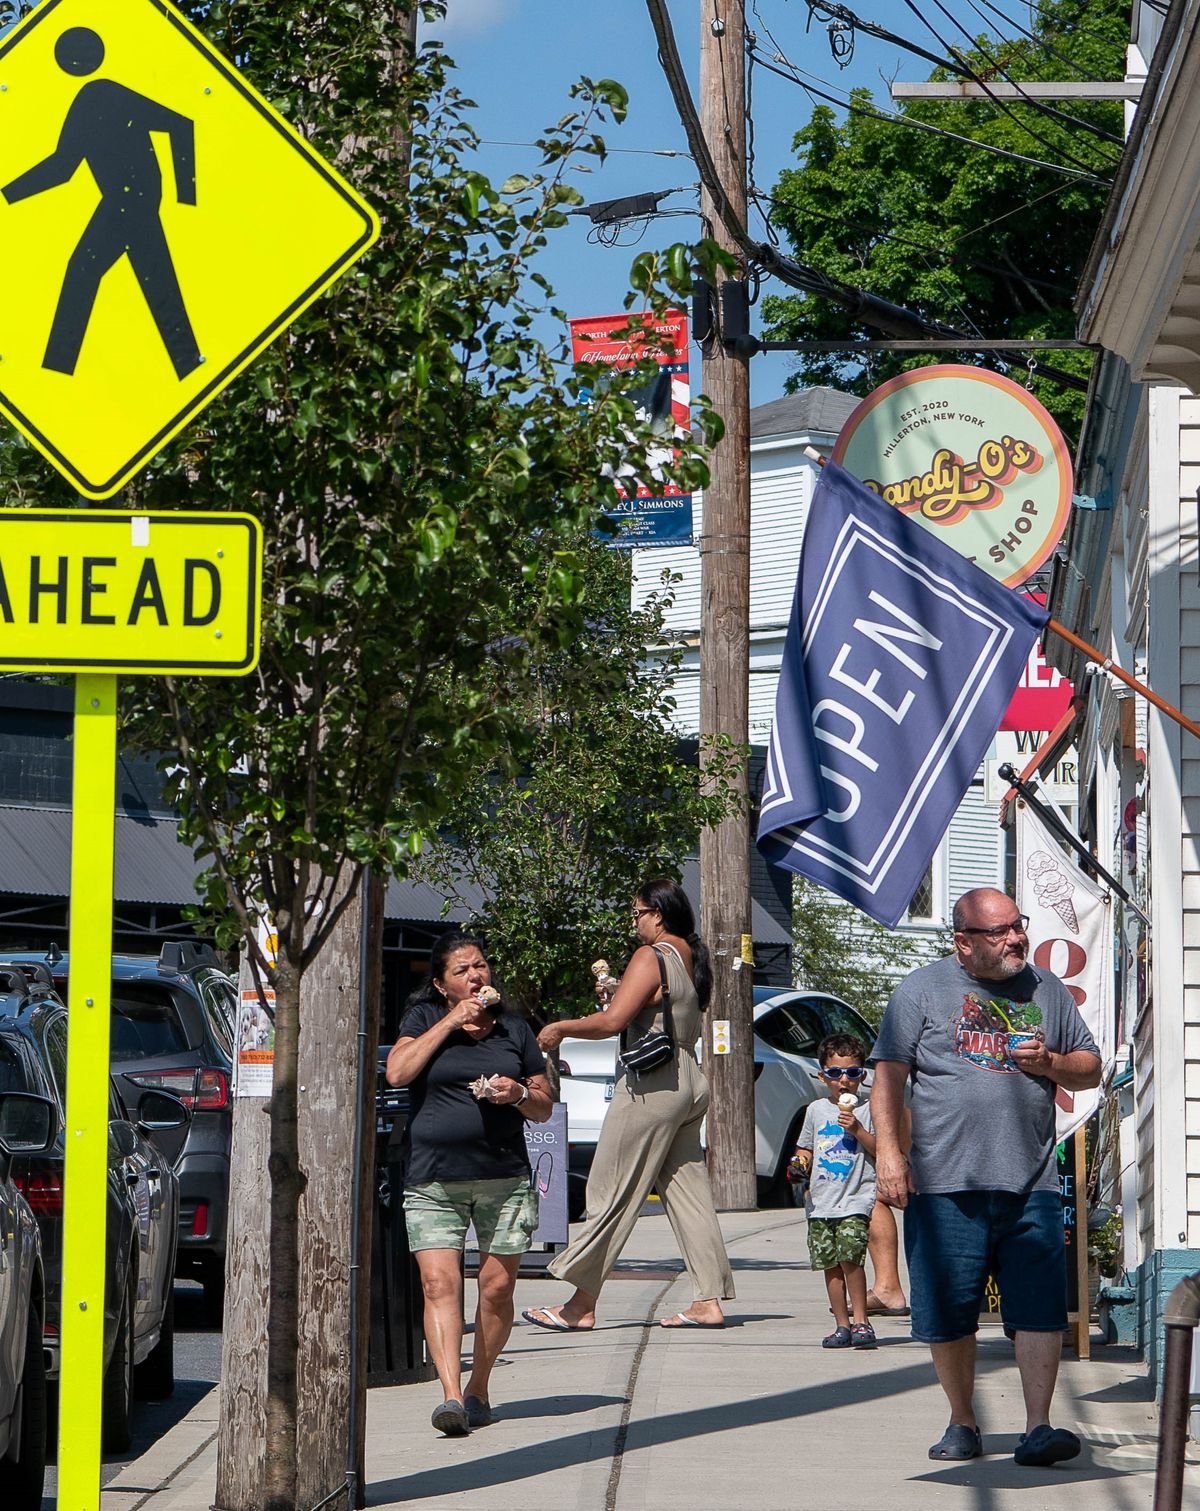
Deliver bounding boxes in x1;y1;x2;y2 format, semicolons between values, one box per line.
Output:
1006;1030;1040;1055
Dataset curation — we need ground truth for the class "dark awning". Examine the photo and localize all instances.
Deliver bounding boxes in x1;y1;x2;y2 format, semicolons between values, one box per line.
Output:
0;805;792;947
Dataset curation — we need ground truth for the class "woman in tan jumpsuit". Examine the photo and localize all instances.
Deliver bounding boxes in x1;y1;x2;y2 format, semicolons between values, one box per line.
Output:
525;878;734;1330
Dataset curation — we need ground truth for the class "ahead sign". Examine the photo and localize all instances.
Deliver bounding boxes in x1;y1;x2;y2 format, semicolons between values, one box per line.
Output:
0;509;261;672
0;0;379;497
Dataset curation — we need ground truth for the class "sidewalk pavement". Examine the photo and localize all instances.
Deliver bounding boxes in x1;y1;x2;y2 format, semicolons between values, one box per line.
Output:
101;1207;1196;1511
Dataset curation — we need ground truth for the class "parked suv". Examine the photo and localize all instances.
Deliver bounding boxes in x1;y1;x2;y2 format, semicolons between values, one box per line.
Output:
0;1090;54;1510
9;945;235;1316
0;965;187;1449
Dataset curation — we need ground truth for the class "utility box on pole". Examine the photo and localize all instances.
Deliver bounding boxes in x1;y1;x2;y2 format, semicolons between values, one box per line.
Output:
698;0;756;1211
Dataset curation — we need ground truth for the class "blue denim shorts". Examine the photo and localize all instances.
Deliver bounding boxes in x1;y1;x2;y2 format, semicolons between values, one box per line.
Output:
904;1189;1067;1343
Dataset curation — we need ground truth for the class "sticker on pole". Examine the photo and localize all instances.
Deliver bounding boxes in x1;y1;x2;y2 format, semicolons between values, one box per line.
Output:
0;0;380;499
0;509;262;673
832;365;1072;587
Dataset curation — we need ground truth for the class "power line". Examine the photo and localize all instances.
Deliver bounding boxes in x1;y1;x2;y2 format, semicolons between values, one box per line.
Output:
902;0;1123;162
641;0;1092;393
748;3;1114;181
748;44;1112;186
749;184;1080;296
476;139;693;158
964;0;1109;83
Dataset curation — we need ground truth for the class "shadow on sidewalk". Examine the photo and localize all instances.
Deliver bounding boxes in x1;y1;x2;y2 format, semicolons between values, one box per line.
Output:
367;1349;1143;1504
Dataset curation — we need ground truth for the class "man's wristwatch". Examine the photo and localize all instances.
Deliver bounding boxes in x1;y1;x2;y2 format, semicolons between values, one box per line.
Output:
515;1083;529;1106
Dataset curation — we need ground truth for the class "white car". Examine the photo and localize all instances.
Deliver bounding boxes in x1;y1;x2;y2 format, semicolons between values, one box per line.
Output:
557;989;877;1216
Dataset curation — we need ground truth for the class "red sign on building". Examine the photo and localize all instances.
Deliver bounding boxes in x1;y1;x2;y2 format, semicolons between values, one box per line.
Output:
1000;595;1074;730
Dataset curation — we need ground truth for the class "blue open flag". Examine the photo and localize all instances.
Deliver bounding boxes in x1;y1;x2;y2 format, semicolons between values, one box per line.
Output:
757;460;1048;926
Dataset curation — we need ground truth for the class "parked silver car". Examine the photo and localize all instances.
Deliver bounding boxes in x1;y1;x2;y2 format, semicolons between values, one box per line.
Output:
0;1091;55;1511
558;988;877;1216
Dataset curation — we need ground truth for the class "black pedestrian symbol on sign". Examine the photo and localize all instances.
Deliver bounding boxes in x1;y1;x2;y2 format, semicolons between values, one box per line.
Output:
1;27;202;380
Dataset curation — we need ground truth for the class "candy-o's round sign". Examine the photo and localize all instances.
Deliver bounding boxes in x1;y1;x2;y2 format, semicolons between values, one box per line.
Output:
831;365;1072;587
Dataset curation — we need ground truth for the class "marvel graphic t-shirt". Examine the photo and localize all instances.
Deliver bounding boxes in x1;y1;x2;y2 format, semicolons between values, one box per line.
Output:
872;955;1098;1195
397;1001;546;1185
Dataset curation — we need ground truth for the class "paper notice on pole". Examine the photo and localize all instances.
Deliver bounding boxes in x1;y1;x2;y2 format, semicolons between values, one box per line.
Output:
235;987;276;1097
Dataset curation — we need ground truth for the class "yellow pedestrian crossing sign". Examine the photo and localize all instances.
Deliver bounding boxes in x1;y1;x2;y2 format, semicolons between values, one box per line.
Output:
0;0;380;499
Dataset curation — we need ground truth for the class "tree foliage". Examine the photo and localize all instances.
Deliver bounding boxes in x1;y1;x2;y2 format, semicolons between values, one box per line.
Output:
420;540;744;1021
0;4;724;1504
760;0;1129;441
792;882;950;1025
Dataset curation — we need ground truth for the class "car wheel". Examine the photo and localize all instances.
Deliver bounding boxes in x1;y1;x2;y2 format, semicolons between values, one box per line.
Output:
135;1283;174;1401
101;1268;136;1452
3;1301;47;1511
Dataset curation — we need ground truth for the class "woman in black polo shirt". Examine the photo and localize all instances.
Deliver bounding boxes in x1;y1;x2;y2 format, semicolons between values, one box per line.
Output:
386;933;552;1437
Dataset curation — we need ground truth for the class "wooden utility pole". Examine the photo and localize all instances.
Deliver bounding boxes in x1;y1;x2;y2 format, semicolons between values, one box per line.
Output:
698;0;756;1210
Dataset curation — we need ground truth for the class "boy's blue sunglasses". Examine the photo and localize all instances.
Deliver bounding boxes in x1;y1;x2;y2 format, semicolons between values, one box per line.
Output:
821;1066;867;1081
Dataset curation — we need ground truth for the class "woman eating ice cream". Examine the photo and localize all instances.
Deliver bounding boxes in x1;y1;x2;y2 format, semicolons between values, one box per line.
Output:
386;933;552;1436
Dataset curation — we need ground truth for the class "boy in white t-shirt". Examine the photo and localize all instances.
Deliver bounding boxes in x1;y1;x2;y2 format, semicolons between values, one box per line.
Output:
791;1033;878;1349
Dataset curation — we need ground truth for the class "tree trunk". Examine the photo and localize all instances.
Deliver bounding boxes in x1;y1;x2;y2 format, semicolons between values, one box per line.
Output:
216;879;382;1511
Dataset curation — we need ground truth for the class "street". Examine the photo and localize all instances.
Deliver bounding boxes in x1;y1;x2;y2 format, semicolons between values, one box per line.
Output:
42;1281;221;1508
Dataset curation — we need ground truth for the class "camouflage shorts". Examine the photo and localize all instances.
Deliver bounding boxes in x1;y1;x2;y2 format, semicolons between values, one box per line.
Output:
404;1177;538;1255
807;1213;870;1271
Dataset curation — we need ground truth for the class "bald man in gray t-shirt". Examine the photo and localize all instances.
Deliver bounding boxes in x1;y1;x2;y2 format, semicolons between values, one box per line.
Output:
871;887;1100;1470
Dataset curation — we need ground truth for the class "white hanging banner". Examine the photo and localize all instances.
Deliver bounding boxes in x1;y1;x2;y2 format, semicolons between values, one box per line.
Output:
1015;796;1114;1142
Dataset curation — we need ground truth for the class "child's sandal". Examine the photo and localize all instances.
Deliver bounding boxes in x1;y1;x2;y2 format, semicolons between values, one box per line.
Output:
822;1325;852;1348
850;1322;877;1348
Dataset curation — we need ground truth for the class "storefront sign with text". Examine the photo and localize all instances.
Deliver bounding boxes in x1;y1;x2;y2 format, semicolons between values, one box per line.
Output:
832;365;1072;588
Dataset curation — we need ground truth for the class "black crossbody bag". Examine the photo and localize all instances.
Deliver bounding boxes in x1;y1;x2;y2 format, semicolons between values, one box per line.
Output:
618;947;675;1077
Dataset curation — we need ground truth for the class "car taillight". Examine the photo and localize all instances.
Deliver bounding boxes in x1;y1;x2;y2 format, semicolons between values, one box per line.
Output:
195;1068;229;1110
13;1169;64;1216
126;1068;201;1109
191;1200;210;1238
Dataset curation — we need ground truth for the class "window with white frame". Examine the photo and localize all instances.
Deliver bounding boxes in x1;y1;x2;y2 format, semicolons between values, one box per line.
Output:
905;841;947;925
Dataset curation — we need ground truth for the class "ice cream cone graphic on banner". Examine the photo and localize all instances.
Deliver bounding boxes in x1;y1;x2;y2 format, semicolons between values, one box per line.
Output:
1026;849;1079;932
1015;797;1114;1143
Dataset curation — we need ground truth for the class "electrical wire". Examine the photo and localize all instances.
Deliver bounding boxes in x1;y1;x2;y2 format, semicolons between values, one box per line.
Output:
477;139;692;158
965;0;1110;82
750;184;1079;296
930;0;1124;142
745;36;780;245
902;0;1123;163
641;0;1092;393
749;3;1114;181
748;44;1112;186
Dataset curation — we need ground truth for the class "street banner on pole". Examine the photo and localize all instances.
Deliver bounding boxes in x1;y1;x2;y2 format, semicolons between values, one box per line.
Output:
1015;795;1114;1141
569;309;692;548
757;459;1047;927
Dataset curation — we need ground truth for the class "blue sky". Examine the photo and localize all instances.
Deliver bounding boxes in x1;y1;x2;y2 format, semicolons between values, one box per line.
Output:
427;1;1071;405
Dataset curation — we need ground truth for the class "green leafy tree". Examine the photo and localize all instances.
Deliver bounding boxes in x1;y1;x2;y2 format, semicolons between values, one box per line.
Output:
792;882;950;1025
761;0;1128;440
420;540;744;1021
0;5;722;1505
